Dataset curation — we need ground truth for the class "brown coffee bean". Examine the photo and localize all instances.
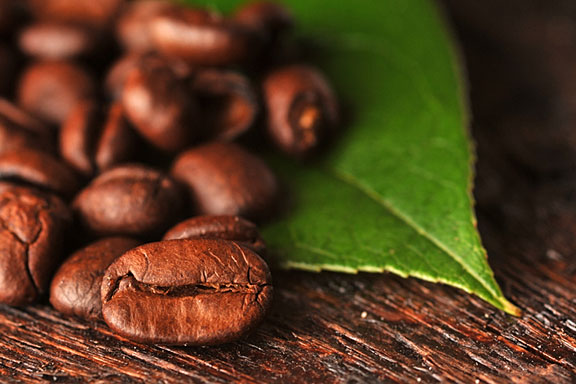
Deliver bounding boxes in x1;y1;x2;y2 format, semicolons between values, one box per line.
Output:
193;69;258;141
163;215;266;254
263;64;339;157
28;0;125;27
50;237;139;320
18;22;100;60
150;7;256;66
101;239;273;345
18;61;96;125
116;0;177;53
234;1;293;44
0;99;54;155
0;182;71;305
121;54;196;152
171;142;278;220
73;164;183;237
60;100;136;176
105;53;143;99
0;148;79;197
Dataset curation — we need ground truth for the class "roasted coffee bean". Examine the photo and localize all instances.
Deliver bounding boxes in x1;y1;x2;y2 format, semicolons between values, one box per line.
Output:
116;0;177;52
50;237;139;320
193;69;258;141
163;215;266;254
234;1;293;45
19;22;100;60
0;148;79;197
171;142;278;220
263;64;339;157
121;54;196;152
106;53;143;99
0;182;71;305
74;164;183;237
101;239;273;345
0;99;54;154
28;0;125;27
60;100;136;176
18;61;96;125
150;7;256;66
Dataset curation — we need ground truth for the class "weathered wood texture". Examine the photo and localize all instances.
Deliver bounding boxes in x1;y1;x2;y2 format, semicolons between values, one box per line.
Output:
1;1;576;382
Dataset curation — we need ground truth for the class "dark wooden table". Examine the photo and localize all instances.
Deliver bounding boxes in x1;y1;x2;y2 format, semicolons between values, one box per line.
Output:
1;1;576;382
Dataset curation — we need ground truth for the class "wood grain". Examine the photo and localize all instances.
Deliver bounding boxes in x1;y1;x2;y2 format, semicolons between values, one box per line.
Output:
1;1;576;382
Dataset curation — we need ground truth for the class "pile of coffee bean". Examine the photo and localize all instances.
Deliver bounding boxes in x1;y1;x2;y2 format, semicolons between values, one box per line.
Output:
0;0;338;346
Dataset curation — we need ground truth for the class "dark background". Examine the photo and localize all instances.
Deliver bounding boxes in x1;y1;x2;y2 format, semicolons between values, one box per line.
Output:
1;1;575;382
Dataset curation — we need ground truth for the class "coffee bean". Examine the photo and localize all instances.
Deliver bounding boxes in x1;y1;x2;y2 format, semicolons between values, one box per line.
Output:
0;98;54;155
101;239;273;345
28;0;125;27
0;148;79;197
116;0;177;53
0;182;71;305
73;164;183;237
171;142;279;220
50;237;139;320
18;61;96;125
18;22;100;60
105;53;143;99
234;1;293;45
193;69;258;141
150;7;256;66
121;54;196;152
163;215;266;254
60;99;136;176
263;64;339;157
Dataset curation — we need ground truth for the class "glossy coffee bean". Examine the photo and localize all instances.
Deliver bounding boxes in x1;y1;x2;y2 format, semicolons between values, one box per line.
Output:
0;148;79;198
18;61;96;125
234;1;293;44
0;99;54;155
121;55;196;152
263;64;339;157
60;100;135;176
193;69;258;141
163;215;265;254
150;7;256;66
28;0;125;27
73;164;183;237
171;142;279;220
18;22;100;60
116;0;177;52
0;182;71;305
101;239;273;345
50;237;139;320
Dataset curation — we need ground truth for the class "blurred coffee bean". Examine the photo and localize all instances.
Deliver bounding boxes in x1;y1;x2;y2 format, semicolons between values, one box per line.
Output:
50;237;139;320
74;164;184;237
60;100;136;177
116;0;177;52
0;99;54;154
150;7;256;66
121;54;196;152
171;142;279;220
28;0;125;27
234;1;293;45
263;64;339;158
19;22;101;60
18;61;96;125
0;148;79;198
105;53;143;99
193;69;258;141
163;215;266;254
0;182;71;305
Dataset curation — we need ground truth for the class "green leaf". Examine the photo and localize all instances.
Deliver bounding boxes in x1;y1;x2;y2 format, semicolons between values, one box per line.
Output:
184;0;519;315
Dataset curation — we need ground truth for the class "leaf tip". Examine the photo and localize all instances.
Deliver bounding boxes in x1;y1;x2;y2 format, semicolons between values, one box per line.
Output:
500;299;522;317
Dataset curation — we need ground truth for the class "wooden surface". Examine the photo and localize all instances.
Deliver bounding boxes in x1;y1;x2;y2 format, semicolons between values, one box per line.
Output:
2;1;576;382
